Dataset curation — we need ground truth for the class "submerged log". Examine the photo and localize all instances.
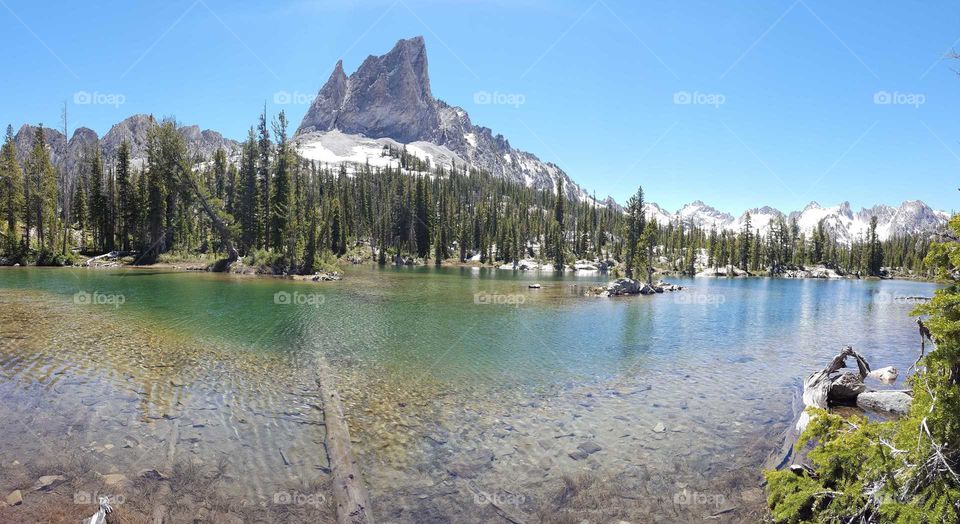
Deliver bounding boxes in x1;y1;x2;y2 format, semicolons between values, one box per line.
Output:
316;358;373;524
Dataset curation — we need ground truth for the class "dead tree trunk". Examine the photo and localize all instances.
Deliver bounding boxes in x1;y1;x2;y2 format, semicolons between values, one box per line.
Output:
175;165;238;272
797;346;870;432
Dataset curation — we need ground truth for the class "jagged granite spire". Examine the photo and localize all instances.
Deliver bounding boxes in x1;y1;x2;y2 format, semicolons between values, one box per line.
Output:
297;36;438;143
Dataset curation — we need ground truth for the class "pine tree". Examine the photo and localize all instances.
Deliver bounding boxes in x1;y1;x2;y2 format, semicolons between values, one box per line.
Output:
553;176;566;270
0;125;24;255
270;111;291;251
26;126;59;251
116;141;132;251
71;180;86;249
257;108;272;249
624;186;645;278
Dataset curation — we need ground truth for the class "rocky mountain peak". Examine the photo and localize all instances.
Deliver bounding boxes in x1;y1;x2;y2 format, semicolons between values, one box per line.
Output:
837;201;853;218
295;36;609;206
297;36;437;143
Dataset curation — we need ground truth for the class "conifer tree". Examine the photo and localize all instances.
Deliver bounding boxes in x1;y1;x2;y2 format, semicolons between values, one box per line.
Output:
0;125;24;254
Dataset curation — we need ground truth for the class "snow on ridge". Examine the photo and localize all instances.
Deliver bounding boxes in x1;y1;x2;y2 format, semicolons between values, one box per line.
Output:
642;199;948;243
295;130;617;209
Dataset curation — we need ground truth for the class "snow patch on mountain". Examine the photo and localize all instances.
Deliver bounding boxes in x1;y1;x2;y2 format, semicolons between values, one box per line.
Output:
646;199;948;243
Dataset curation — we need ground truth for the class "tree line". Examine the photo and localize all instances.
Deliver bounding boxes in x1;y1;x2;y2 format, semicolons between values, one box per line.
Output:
0;112;934;278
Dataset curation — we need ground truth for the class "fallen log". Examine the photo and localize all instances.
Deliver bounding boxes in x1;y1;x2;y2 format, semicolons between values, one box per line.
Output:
316;358;372;524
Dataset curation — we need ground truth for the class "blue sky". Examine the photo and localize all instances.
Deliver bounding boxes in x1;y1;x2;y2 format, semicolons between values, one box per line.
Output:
1;0;959;214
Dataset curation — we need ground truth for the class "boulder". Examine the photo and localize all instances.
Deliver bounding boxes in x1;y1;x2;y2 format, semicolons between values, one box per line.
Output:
857;391;912;416
639;283;657;295
829;372;867;402
867;366;898;383
606;278;640;296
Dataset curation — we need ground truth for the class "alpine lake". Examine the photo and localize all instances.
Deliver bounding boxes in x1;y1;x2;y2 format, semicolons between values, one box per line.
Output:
0;266;936;523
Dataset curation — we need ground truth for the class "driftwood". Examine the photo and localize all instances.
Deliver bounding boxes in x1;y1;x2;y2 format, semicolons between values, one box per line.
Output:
797;346;870;432
85;250;135;266
316;358;372;524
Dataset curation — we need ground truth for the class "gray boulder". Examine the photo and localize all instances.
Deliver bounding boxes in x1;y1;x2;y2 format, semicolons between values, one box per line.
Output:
857;391;912;416
606;278;640;296
829;372;867;402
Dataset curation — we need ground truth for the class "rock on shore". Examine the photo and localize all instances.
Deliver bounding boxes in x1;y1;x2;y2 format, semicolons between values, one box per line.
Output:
857;391;912;416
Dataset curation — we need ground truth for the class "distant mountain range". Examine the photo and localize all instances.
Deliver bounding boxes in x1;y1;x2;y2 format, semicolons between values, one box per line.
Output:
13;114;239;188
645;200;950;243
8;36;949;244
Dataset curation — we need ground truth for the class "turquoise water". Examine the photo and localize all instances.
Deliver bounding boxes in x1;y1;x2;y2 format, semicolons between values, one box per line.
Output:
0;267;938;522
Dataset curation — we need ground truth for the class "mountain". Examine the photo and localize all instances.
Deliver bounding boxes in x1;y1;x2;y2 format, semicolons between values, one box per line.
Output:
295;36;612;205
646;200;949;242
676;200;735;230
13;115;240;178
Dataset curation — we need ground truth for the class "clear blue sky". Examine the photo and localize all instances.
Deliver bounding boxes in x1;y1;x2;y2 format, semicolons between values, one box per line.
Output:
1;0;959;213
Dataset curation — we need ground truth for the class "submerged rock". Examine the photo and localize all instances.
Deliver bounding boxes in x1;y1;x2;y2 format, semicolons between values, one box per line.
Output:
577;440;602;455
857;391;912;416
5;490;22;506
34;475;65;491
101;473;128;487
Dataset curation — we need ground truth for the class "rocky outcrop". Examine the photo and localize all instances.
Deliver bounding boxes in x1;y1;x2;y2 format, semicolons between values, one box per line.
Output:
605;278;641;296
602;278;669;296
